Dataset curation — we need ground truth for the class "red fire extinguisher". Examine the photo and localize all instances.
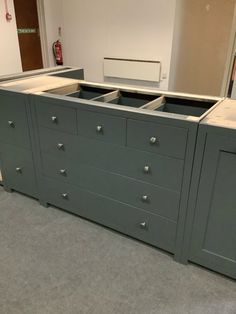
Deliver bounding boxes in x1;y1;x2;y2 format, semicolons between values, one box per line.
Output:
52;40;63;65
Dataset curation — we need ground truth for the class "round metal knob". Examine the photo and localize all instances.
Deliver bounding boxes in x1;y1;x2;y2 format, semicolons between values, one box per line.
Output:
51;116;57;123
143;165;150;173
140;222;147;229
8;120;15;127
57;143;64;150
61;193;68;199
59;169;66;175
141;195;149;202
16;167;22;173
149;136;157;144
96;125;103;133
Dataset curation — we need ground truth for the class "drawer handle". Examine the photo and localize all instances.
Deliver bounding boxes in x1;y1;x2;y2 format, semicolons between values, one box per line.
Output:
61;193;68;199
51;116;58;123
139;221;147;229
16;167;22;173
143;165;150;173
141;195;149;202
149;136;157;145
8;120;15;128
59;169;67;175
57;143;64;150
96;125;103;133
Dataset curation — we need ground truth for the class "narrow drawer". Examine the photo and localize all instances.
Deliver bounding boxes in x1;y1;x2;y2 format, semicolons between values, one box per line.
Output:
39;128;184;192
0;93;30;148
127;119;187;159
41;154;180;221
36;101;77;134
42;178;177;253
0;144;37;197
77;110;126;145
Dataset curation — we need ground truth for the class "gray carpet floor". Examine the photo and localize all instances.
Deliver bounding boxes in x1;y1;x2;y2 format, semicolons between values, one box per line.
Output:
0;187;236;314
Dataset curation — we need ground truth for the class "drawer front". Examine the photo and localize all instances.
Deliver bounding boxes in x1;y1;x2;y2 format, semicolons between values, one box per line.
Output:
36;102;77;134
0;144;37;197
41;154;180;221
127;119;187;159
77;110;126;145
42;178;177;253
39;128;184;192
0;94;30;148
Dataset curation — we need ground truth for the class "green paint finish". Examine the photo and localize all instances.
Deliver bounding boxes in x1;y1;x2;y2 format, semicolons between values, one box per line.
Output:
42;177;177;253
189;133;236;279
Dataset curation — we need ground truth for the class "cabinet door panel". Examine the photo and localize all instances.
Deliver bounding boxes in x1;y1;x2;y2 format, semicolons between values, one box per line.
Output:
190;134;236;279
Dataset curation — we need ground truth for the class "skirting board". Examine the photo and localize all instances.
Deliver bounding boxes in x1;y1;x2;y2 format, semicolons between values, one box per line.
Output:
104;58;161;82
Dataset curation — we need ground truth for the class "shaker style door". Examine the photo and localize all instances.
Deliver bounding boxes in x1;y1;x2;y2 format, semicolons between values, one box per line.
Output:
190;133;236;279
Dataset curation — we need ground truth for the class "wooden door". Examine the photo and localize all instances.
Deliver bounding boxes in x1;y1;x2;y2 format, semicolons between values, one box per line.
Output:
14;0;43;71
190;133;236;279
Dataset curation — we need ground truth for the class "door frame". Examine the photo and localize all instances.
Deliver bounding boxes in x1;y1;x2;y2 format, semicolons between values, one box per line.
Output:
220;3;236;97
36;0;50;68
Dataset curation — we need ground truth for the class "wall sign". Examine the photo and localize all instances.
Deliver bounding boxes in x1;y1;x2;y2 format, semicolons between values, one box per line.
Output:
17;28;37;34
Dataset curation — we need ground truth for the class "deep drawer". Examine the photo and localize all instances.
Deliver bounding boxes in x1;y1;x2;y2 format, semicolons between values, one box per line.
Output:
39;128;184;192
0;144;37;197
36;101;77;134
127;119;187;159
42;178;177;253
41;153;180;221
0;93;30;148
77;109;126;145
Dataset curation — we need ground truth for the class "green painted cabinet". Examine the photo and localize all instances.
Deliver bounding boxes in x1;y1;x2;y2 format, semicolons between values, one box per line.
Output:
0;90;37;196
0;67;84;196
182;99;236;279
30;82;220;260
190;133;236;278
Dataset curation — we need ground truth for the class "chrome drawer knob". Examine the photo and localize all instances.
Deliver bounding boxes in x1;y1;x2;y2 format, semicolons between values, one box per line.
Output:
57;143;64;150
144;165;150;173
16;167;22;173
61;193;68;199
59;169;66;175
96;125;103;132
141;195;149;202
140;222;147;229
51;116;57;123
8;120;15;127
149;136;157;144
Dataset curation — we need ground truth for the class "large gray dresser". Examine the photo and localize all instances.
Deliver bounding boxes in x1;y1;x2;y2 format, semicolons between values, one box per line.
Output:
29;80;220;261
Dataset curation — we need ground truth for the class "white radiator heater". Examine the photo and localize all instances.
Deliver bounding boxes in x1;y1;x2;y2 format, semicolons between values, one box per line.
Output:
103;58;161;82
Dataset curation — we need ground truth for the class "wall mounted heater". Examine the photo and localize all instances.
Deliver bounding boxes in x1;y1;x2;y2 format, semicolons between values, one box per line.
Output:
103;58;161;82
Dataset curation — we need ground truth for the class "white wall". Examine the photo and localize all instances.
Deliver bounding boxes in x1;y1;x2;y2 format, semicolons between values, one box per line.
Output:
0;0;22;76
61;0;176;90
169;0;236;96
43;0;62;67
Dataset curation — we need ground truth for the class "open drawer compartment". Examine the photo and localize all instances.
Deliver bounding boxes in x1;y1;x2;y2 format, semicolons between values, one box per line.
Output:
46;83;116;100
145;96;217;117
94;90;161;108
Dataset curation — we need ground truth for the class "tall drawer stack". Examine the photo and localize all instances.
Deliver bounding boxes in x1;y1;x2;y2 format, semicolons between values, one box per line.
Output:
0;90;37;197
33;96;193;256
